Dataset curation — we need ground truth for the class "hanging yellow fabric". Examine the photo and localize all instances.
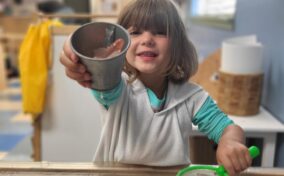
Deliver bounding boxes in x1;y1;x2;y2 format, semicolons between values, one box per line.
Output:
19;19;62;118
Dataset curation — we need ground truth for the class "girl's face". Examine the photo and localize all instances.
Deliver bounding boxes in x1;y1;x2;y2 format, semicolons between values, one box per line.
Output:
126;27;170;77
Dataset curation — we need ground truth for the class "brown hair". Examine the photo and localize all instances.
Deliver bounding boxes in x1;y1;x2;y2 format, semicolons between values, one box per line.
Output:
118;0;198;84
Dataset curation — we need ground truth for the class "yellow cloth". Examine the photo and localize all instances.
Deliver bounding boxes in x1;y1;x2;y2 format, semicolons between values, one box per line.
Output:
19;20;62;118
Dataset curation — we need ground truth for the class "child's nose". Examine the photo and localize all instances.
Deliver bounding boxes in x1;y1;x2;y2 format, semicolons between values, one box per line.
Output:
141;32;155;46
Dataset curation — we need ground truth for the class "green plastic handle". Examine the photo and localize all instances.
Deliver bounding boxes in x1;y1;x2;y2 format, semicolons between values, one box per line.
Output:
249;146;260;158
176;146;260;176
216;146;260;176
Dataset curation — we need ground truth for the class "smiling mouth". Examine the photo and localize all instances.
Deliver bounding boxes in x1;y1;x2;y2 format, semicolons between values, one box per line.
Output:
137;51;158;57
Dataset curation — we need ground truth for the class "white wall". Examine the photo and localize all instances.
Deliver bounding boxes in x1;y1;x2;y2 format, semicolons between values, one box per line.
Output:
41;34;102;162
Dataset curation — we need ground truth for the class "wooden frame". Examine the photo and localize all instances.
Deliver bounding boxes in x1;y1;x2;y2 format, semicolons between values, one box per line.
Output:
0;43;7;90
0;162;284;176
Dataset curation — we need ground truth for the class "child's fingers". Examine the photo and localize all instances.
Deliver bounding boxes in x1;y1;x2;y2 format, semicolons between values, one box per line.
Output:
243;149;252;168
60;51;86;73
220;157;237;176
78;81;92;88
237;154;248;171
65;69;91;82
63;35;78;62
229;152;243;173
236;146;252;170
245;150;253;166
225;148;251;175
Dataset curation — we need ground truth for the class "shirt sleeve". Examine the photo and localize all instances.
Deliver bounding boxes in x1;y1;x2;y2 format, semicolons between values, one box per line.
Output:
192;96;234;143
91;80;123;109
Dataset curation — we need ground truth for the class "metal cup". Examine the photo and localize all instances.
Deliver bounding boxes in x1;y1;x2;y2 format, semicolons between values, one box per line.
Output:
70;22;130;91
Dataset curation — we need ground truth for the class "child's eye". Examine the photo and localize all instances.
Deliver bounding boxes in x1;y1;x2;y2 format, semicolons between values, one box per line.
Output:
129;31;141;35
155;31;167;36
157;31;165;35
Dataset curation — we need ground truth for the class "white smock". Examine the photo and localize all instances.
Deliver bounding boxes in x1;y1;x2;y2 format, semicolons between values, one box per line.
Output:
93;74;208;166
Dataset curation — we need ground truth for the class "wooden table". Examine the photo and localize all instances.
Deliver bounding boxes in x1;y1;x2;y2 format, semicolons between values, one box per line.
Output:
0;162;284;176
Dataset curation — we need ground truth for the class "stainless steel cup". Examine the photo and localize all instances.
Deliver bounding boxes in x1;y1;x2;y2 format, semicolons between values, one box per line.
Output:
70;22;130;91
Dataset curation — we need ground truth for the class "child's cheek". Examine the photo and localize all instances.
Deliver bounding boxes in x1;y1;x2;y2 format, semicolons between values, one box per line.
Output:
126;51;132;62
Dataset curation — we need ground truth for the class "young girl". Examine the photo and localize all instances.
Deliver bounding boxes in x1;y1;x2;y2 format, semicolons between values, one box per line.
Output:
60;0;252;175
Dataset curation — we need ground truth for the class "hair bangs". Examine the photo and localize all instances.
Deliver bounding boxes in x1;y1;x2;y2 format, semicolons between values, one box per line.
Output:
119;0;169;35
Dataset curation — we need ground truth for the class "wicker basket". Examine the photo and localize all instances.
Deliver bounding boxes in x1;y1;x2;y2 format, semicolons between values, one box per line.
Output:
217;71;263;116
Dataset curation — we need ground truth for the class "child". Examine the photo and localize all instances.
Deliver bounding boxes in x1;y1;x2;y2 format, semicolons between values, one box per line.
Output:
60;0;252;175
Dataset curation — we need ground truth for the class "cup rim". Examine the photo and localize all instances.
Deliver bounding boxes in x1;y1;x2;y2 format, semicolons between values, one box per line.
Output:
70;21;131;61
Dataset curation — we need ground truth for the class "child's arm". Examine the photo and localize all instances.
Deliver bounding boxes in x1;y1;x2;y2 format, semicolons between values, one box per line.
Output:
91;80;123;109
217;124;252;176
192;95;252;176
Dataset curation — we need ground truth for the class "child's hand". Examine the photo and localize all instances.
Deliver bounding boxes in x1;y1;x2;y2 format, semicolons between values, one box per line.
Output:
59;37;124;88
216;125;252;176
60;35;92;88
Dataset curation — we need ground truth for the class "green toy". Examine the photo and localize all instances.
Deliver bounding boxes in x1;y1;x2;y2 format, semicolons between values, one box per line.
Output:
176;146;260;176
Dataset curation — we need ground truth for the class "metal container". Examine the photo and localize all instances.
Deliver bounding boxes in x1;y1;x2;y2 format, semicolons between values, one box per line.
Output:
70;22;130;91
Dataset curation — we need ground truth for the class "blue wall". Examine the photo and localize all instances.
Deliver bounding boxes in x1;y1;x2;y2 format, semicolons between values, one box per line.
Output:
187;0;284;166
